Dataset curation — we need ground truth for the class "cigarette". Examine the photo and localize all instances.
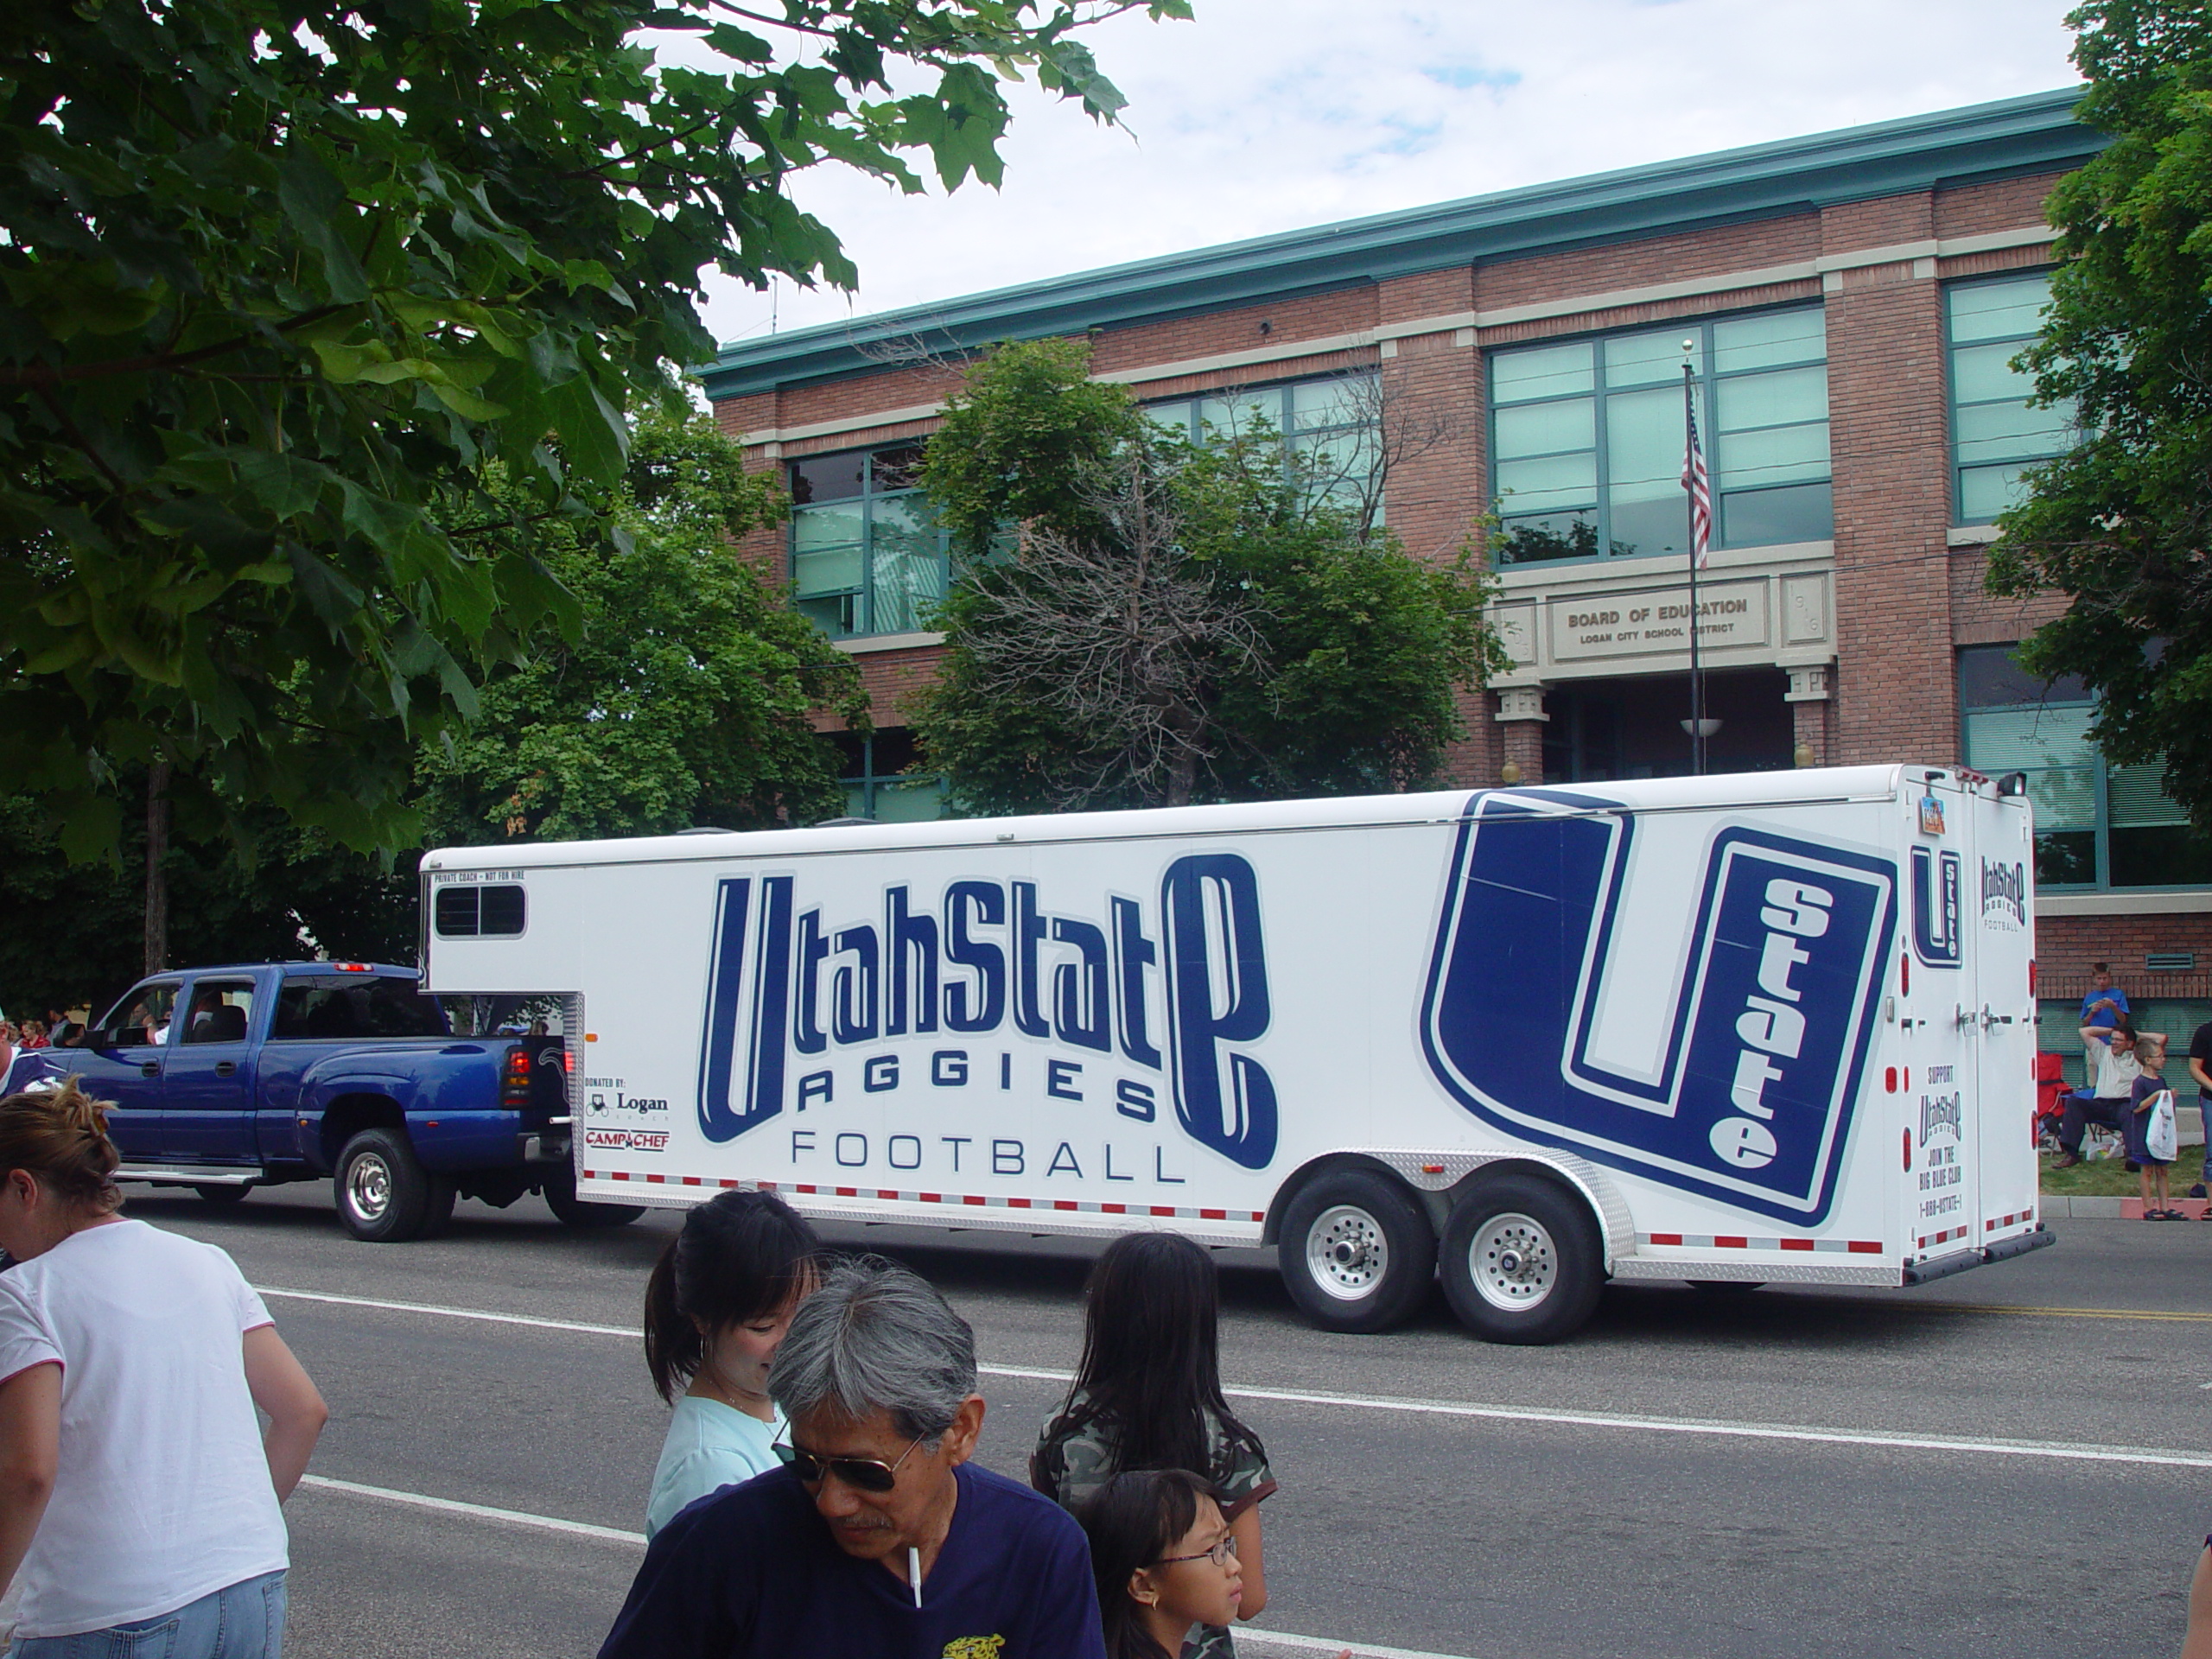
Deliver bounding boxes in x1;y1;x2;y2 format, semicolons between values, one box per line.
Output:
909;1545;922;1608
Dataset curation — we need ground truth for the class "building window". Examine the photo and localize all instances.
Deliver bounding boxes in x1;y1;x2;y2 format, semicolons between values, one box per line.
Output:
1946;272;2077;525
1144;372;1382;516
789;444;950;640
1958;645;2211;890
832;729;948;823
1489;307;1832;565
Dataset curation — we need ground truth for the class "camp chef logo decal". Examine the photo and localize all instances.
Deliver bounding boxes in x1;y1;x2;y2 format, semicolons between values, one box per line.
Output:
583;1127;669;1152
1421;789;1897;1226
1980;856;2027;931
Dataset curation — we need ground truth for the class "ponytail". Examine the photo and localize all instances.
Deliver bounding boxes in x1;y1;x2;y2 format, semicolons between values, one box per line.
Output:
0;1078;123;1212
643;1189;821;1403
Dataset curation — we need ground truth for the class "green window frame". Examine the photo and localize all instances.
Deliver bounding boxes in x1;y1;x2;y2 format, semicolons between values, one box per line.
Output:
788;444;950;640
833;730;948;823
1945;271;2078;526
1488;307;1833;565
1957;644;2211;891
1144;372;1382;517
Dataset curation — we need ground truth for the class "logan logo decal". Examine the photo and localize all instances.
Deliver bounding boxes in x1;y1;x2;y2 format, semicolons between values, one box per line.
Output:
1980;855;2026;931
1421;790;1896;1225
694;856;1278;1168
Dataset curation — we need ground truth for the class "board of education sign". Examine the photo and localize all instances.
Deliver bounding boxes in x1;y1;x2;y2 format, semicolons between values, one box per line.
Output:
1545;577;1770;664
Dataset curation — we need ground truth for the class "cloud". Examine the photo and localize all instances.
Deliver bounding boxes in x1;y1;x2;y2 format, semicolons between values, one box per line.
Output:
697;0;2079;352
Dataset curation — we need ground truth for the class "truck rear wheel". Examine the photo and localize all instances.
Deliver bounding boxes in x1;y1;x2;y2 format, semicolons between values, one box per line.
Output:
1440;1173;1603;1344
335;1128;455;1243
1277;1169;1435;1333
543;1166;645;1229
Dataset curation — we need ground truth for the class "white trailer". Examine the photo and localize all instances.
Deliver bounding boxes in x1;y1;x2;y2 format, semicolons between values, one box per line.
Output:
419;765;2049;1343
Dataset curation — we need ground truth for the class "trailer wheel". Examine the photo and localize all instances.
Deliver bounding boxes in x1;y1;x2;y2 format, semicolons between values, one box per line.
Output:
1277;1170;1435;1333
543;1166;645;1229
1440;1173;1603;1344
334;1128;455;1243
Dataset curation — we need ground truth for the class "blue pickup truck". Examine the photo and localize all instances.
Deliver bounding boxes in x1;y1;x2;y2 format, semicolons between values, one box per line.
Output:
3;961;642;1241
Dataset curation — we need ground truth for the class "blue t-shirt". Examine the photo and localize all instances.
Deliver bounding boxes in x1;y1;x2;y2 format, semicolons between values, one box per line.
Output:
598;1460;1106;1659
2081;988;2131;1027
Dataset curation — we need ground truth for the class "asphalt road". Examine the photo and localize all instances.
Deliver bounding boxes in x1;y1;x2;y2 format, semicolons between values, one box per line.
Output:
104;1183;2212;1659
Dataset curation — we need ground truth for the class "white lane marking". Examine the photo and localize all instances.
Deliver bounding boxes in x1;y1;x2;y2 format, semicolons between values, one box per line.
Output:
298;1474;645;1545
298;1473;1473;1658
1243;1637;1479;1659
258;1286;633;1338
257;1285;2212;1472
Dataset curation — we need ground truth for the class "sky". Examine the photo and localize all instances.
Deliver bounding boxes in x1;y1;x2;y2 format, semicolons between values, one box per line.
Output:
691;0;2082;354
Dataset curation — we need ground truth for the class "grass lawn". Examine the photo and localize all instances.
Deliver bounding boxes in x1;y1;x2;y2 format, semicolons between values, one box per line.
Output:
2038;1147;2204;1197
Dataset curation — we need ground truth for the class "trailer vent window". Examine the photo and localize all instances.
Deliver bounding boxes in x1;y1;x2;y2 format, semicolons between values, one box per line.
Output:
435;884;526;938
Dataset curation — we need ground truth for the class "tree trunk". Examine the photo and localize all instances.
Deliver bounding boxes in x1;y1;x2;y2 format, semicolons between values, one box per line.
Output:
143;760;170;976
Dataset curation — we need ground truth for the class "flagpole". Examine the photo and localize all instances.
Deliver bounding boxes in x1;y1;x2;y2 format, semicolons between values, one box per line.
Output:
1681;346;1706;777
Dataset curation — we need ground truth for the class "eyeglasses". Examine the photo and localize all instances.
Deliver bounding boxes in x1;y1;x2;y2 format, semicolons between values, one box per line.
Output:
1158;1533;1238;1569
787;1432;926;1494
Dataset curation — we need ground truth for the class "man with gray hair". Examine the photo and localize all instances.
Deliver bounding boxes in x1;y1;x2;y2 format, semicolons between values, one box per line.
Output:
600;1255;1106;1658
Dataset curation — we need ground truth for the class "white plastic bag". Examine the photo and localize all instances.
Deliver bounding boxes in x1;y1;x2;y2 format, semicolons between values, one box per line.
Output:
2148;1088;2178;1163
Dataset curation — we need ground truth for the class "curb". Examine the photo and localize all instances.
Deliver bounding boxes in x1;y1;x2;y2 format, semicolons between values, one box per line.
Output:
2039;1196;2124;1218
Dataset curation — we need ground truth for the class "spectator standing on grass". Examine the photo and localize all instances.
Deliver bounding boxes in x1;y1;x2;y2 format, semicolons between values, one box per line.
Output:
641;1189;820;1539
1032;1233;1275;1659
2189;1015;2212;1201
2082;963;2132;1041
2127;1032;2180;1217
600;1255;1106;1659
0;1080;328;1658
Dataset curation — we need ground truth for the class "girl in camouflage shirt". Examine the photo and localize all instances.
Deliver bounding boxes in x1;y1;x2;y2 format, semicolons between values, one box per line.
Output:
1031;1234;1275;1659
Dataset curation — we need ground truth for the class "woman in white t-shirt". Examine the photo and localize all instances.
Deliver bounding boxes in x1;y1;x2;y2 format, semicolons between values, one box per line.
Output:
0;1080;327;1657
640;1188;821;1538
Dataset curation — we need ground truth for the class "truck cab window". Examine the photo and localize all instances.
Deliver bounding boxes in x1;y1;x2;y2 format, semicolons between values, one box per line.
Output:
181;981;255;1044
97;982;177;1048
274;977;447;1040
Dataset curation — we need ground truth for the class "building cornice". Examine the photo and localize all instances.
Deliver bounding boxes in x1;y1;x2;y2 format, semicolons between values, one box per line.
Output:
702;88;2098;402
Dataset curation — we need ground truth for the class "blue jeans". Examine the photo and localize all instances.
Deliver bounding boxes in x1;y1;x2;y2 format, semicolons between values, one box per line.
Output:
8;1571;285;1659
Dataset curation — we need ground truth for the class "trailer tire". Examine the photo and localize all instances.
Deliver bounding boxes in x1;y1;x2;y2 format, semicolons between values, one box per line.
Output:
543;1166;645;1229
1440;1173;1603;1344
1277;1170;1436;1333
194;1184;252;1205
334;1128;455;1243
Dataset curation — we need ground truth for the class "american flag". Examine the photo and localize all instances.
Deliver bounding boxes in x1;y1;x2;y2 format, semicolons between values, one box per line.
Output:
1681;400;1713;569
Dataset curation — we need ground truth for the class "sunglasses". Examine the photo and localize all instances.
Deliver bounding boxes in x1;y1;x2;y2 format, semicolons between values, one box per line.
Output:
787;1432;926;1494
1158;1533;1239;1569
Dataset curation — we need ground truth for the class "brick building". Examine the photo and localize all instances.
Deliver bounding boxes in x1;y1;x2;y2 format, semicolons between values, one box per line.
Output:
701;87;2211;1052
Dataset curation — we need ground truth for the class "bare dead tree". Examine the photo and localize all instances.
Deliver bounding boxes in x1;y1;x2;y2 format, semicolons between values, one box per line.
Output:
953;454;1267;809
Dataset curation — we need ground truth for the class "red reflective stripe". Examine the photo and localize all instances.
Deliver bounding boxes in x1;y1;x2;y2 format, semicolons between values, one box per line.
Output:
1780;1238;1814;1252
963;1195;986;1206
878;1190;899;1201
1201;1209;1226;1220
919;1193;941;1204
834;1186;856;1197
1008;1198;1032;1209
1054;1200;1079;1211
1713;1236;1748;1249
1847;1240;1882;1253
1649;1233;1683;1246
1101;1204;1127;1214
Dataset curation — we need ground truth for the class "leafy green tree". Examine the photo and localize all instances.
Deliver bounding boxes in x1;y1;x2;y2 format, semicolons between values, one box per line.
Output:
1986;0;2212;831
419;407;866;844
0;0;1186;863
911;339;1510;812
0;793;418;1020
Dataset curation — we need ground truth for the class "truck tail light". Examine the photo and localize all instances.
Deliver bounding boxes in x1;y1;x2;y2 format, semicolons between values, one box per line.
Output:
1900;956;1910;996
501;1045;533;1108
2028;958;2037;997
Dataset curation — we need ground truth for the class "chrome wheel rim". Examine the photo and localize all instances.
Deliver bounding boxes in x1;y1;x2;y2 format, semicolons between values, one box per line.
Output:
1467;1211;1556;1312
1305;1204;1389;1301
346;1152;393;1222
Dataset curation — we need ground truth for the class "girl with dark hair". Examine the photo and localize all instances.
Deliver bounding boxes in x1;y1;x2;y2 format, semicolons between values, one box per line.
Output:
641;1188;822;1537
1075;1471;1246;1659
1033;1232;1275;1657
0;1081;327;1656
